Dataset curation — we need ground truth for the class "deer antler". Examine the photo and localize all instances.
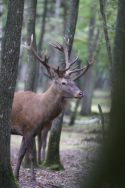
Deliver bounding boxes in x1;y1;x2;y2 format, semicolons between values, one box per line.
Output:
23;34;93;80
50;37;79;73
23;35;65;79
72;59;94;80
50;36;94;79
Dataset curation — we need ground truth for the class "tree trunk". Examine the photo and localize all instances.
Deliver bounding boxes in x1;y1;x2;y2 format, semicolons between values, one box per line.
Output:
0;0;24;187
69;62;81;125
23;0;38;168
43;0;79;170
0;0;3;58
24;0;37;92
69;99;80;125
36;0;48;90
43;113;64;170
80;4;99;115
82;1;125;187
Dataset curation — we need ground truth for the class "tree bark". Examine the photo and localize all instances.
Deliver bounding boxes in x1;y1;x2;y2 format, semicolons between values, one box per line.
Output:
24;0;37;92
99;0;112;67
80;4;99;115
43;0;80;170
43;113;64;170
0;0;3;58
23;0;38;168
0;0;24;187
81;1;125;187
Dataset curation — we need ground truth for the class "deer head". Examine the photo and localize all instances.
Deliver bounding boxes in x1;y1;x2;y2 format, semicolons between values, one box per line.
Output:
23;35;93;99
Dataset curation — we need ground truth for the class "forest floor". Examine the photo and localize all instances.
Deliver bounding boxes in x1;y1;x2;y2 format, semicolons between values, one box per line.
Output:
11;116;104;188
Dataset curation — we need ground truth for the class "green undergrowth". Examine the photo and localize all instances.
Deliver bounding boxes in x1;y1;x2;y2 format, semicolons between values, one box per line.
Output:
40;161;64;171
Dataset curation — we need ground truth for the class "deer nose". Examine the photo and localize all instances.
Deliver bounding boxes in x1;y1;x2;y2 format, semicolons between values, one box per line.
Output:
78;90;86;98
79;91;83;97
76;91;83;98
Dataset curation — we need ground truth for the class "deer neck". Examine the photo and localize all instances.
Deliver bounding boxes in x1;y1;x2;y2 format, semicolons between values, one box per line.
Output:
41;84;64;120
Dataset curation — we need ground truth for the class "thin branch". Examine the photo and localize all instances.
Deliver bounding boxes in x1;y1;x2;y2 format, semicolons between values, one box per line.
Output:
99;0;113;67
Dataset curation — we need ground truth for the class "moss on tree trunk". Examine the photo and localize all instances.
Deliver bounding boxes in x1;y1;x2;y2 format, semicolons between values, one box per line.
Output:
0;163;19;188
0;0;24;187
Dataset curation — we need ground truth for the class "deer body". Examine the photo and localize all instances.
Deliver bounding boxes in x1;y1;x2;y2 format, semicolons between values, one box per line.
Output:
11;36;92;181
11;85;64;136
11;79;83;180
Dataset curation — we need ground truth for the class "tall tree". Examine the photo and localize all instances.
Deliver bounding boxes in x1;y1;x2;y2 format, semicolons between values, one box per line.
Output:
43;0;80;170
0;0;24;187
0;0;3;57
99;0;112;67
81;1;125;187
80;3;99;115
24;0;37;91
23;0;38;168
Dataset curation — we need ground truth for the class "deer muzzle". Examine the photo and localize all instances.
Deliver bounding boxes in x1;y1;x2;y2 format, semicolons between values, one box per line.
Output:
75;90;86;98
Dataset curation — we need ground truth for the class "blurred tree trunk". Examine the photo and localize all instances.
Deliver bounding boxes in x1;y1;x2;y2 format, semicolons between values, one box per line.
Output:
38;0;48;51
0;0;3;58
69;98;80;125
36;0;48;90
81;1;125;187
0;0;24;187
80;3;99;115
23;0;38;168
24;0;37;92
43;0;79;170
36;0;48;165
69;62;81;125
99;0;112;67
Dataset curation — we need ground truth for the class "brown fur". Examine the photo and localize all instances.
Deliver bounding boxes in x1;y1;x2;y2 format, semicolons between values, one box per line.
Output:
11;78;83;180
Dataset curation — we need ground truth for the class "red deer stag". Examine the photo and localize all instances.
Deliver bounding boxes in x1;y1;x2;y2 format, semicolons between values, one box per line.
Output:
11;36;93;181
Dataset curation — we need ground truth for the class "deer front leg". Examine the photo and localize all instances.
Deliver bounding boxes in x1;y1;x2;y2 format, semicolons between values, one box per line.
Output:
14;137;27;180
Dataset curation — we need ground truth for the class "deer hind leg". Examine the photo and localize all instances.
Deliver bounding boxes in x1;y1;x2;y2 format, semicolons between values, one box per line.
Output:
27;137;36;181
38;128;49;164
14;137;27;180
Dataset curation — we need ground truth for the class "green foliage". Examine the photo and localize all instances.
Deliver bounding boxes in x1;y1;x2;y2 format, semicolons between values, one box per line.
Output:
2;0;118;81
41;161;64;171
73;0;117;71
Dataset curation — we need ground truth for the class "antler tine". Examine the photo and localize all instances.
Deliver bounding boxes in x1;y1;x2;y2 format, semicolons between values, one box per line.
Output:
49;41;64;53
66;56;79;71
72;59;94;81
67;66;88;76
23;34;54;77
49;37;78;72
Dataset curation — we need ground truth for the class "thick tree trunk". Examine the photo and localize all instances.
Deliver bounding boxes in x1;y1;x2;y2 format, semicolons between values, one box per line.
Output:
82;1;125;187
43;113;64;170
43;0;79;170
0;0;24;187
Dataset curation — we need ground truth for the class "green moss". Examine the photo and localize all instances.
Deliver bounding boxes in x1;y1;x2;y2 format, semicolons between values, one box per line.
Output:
0;164;20;188
41;161;64;171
